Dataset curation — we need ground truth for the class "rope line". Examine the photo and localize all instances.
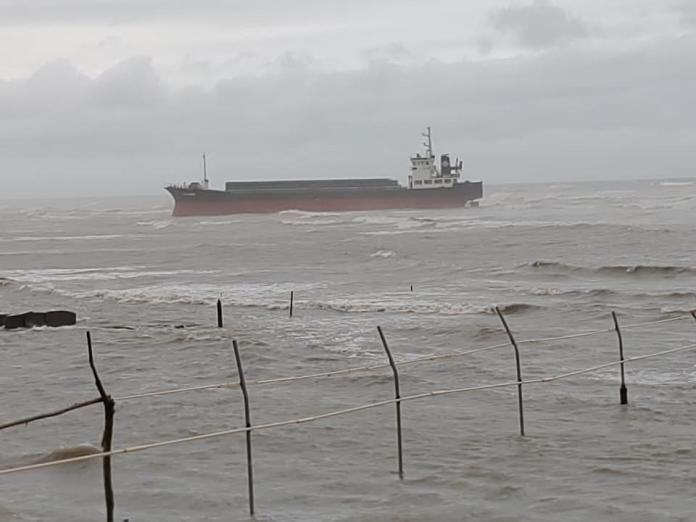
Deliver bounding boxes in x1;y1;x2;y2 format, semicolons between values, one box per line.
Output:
621;314;690;329
114;343;512;401
115;312;692;401
2;340;694;477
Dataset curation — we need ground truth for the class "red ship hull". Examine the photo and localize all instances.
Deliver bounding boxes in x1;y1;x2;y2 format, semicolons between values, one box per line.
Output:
166;182;483;216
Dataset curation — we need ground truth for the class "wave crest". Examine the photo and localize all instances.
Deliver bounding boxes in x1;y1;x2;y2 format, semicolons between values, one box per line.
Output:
0;277;18;287
527;260;696;276
305;300;538;316
370;250;395;258
33;282;540;317
32;444;102;465
530;287;614;297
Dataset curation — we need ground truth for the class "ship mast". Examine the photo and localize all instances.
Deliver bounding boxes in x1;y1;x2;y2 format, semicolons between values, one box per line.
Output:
422;126;433;158
202;153;208;184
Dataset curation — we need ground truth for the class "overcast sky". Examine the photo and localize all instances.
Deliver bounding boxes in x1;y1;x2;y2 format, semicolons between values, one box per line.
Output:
1;0;694;198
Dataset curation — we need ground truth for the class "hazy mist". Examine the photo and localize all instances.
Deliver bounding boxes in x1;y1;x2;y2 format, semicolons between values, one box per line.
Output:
1;0;694;198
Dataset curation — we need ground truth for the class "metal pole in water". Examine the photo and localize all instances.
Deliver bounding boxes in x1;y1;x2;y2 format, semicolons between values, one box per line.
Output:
232;340;255;517
495;307;525;436
612;312;628;405
217;298;223;328
289;291;294;318
377;326;404;480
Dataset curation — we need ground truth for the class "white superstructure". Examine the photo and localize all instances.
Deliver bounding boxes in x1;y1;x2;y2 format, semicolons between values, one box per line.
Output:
408;127;463;190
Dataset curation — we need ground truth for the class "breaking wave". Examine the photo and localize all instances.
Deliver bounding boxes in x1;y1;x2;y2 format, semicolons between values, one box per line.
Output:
281;218;345;226
37;282;319;309
0;277;17;287
25;281;539;316
0;234;135;242
2;267;219;284
530;287;615;297
195;219;244;226
660;305;696;314
31;444;102;465
659;181;693;187
303;300;538;315
370;250;395;258
136;220;174;229
527;260;696;276
278;210;345;218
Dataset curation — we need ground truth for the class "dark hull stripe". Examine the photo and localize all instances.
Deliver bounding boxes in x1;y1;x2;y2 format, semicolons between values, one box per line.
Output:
166;183;483;216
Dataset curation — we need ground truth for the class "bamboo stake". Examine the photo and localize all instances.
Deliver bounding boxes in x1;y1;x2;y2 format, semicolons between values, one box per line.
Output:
217;298;223;328
105;312;696;403
0;397;102;431
232;340;255;517
4;341;696;477
377;326;404;480
611;312;628;405
87;331;115;522
495;307;525;436
289;291;294;318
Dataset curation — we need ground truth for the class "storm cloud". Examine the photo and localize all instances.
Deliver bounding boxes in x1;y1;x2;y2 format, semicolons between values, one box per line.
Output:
0;1;694;198
677;2;696;27
489;0;592;48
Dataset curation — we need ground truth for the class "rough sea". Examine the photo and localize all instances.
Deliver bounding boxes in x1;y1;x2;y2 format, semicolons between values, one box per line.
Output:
1;179;696;522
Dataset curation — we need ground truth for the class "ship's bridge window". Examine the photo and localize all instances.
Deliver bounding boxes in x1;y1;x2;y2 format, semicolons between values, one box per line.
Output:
414;180;423;185
424;180;432;184
435;179;442;184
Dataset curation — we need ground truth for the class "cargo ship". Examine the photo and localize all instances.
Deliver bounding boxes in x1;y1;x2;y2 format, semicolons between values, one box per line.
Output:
166;128;482;216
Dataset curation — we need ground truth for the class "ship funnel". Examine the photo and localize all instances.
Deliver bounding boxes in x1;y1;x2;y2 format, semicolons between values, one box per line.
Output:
440;154;451;176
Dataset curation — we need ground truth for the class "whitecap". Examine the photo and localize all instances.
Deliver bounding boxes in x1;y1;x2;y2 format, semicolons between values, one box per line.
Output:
659;181;694;187
370;250;395;258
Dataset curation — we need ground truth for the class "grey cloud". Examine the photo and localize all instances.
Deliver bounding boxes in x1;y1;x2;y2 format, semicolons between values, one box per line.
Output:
0;0;419;25
360;43;413;65
1;34;695;198
0;0;293;24
489;0;592;48
94;57;165;106
676;2;696;27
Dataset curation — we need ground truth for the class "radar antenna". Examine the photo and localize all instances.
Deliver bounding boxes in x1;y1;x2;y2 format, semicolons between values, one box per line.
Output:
422;126;433;158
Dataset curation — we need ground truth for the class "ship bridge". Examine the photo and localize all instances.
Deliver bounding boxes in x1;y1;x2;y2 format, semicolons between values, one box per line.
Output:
408;127;463;190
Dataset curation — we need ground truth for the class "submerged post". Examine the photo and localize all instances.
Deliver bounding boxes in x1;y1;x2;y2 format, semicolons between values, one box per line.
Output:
289;291;294;318
495;307;525;436
217;298;223;328
376;326;404;480
87;331;115;522
232;340;255;517
612;312;628;405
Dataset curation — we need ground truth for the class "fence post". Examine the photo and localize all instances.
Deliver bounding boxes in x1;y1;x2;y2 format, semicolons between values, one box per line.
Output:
86;331;115;522
232;340;255;517
611;312;628;405
289;291;294;318
217;298;223;328
495;307;525;436
376;326;404;480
